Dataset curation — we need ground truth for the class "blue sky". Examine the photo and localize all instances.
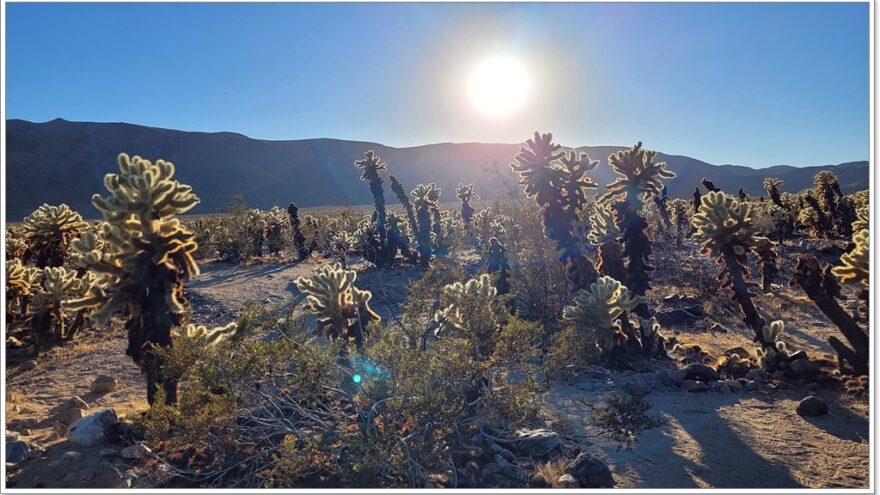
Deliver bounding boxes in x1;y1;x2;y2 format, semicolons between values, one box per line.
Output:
5;2;869;167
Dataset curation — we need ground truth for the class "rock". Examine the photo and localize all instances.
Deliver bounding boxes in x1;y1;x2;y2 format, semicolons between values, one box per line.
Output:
62;451;82;461
68;396;90;410
6;430;21;442
121;443;152;460
7;336;25;348
723;346;750;357
6;441;30;463
100;448;121;457
123;471;138;489
568;451;614;488
53;421;69;437
684;363;718;382
709;323;730;333
494;454;528;482
681;380;708;393
789;359;817;377
59;408;85;426
623;378;652;396
787;350;808;362
659;368;686;387
744;380;757;391
556;473;580;488
724;379;743;391
20;360;38;371
656;308;701;326
718;383;731;394
90;375;119;394
772;370;787;380
529;473;550;488
22;429;32;436
796;396;828;417
498;448;515;462
513;429;561;458
68;408;118;447
746;368;768;382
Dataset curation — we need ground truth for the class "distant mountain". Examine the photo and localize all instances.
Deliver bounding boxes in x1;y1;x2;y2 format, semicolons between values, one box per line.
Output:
4;118;869;220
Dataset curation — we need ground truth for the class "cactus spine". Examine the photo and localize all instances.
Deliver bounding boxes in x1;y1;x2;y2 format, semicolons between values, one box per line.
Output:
68;153;201;405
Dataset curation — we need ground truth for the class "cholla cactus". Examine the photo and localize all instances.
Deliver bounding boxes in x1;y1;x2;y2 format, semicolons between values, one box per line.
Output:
295;264;379;347
589;202;626;282
754;320;790;370
833;229;868;287
68;153;200;405
21;204;88;267
433;274;500;355
354;150;389;229
264;206;291;256
562;276;643;357
763;177;785;209
411;183;439;264
852;206;869;237
486;237;511;295
6;227;28;260
792;254;868;375
246;209;267;257
6;258;38;321
456;183;480;228
637;317;667;357
69;230;106;271
558;150;599;217
26;266;91;352
599;142;676;324
754;237;780;294
390;175;421;252
510;132;597;291
667;198;694;248
692;192;772;347
176;322;238;345
287;202;310;261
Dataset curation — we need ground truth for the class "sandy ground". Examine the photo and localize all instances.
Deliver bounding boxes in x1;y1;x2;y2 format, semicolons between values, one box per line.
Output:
5;255;871;489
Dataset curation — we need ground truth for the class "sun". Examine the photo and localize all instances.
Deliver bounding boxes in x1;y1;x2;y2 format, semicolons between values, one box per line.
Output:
468;56;530;117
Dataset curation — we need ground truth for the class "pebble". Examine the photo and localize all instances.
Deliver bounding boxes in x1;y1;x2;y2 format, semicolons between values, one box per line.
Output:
20;360;38;371
62;451;82;461
90;375;119;394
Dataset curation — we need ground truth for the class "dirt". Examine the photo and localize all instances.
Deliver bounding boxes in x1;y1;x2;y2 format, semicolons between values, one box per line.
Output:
4;256;871;489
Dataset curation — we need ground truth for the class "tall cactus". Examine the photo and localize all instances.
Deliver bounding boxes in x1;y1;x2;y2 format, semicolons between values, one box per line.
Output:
355;150;396;267
68;153;201;405
21;204;88;267
410;184;438;265
763;177;785;209
692;191;771;348
599;142;676;321
295;264;380;348
486;237;511;295
557;150;599;219
754;237;780;294
287;202;310;261
390;175;422;263
510;132;597;291
456;183;480;228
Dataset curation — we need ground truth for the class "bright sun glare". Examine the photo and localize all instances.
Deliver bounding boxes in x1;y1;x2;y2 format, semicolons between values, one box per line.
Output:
468;56;529;117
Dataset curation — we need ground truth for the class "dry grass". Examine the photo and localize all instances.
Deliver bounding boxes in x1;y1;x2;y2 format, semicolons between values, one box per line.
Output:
535;458;570;487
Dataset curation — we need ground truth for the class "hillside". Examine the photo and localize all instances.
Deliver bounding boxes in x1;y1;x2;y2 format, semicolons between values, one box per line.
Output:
4;118;869;220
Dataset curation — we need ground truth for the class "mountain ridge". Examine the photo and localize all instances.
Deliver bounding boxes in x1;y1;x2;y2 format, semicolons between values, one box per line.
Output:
4;118;869;220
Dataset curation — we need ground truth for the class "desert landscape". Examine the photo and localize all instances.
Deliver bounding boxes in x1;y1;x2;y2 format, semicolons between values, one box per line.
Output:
3;1;872;491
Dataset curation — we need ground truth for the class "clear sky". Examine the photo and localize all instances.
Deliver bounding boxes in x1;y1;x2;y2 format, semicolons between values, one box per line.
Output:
5;2;870;167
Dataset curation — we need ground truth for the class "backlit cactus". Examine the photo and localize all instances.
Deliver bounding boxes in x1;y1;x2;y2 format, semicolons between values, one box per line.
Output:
599;142;675;323
510;132;597;291
754;237;780;294
433;273;500;355
295;264;380;348
692;191;771;347
176;322;238;346
26;266;95;352
557;150;598;218
68;153;201;405
486;237;511;295
355;150;397;267
6;227;28;260
763;177;785;209
411;183;439;265
562;276;643;358
21;203;89;267
287;202;310;261
6;258;38;322
754;320;790;370
456;183;480;228
833;227;869;323
589;202;626;283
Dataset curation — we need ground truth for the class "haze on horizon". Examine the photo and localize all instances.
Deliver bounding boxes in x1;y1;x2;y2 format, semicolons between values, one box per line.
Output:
5;2;870;168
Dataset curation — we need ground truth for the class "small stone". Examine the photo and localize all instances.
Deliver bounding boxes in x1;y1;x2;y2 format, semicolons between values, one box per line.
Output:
682;380;708;393
567;451;614;488
772;370;787;380
498;448;515;462
725;379;743;391
6;336;24;348
21;429;32;436
659;369;687;387
68;396;90;410
787;350;808;362
20;360;38;371
744;380;757;391
623;379;652;396
121;443;152;460
556;473;580;488
6;441;30;463
789;359;817;377
68;408;118;447
656;308;701;326
100;448;121;457
718;383;731;394
123;471;138;489
796;396;828;417
709;323;730;334
746;368;768;382
684;363;718;382
90;375;119;394
62;451;82;461
513;429;561;458
6;430;21;442
59;408;85;426
53;421;68;436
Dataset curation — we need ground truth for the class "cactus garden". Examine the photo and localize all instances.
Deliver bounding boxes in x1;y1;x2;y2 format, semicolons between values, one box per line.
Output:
3;1;871;491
